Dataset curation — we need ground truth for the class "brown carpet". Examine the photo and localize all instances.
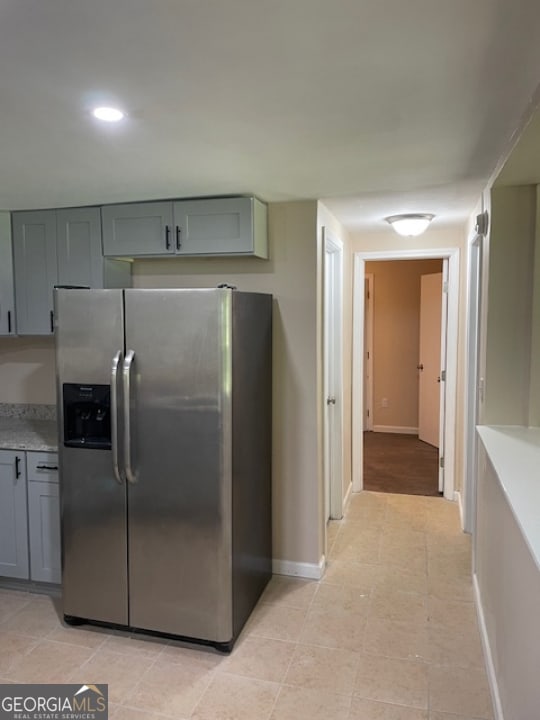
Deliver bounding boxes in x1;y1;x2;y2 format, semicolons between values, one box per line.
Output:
363;431;440;496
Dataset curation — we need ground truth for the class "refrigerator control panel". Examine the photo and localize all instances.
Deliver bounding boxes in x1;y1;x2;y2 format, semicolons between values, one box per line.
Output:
63;383;112;450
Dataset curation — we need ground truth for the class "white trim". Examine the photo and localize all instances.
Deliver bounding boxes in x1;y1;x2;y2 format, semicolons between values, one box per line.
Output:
372;425;418;435
454;490;464;528
342;480;353;514
352;247;459;500
272;556;326;580
473;574;504;720
364;273;374;431
323;227;344;521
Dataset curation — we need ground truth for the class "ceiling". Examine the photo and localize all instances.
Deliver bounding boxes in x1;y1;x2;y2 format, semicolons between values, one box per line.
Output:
1;0;540;232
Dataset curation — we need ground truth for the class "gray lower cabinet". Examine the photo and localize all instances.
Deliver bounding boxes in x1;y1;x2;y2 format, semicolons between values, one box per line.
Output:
12;207;131;335
0;450;61;584
27;452;61;584
102;196;268;258
0;212;16;335
0;450;29;579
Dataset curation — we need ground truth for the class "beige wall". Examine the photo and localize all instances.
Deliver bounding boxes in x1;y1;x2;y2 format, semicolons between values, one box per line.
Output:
348;227;468;493
482;186;536;425
133;201;321;567
0;337;56;404
365;259;442;429
529;188;540;426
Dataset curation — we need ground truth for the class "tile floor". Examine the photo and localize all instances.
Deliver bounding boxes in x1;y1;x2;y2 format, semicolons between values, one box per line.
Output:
0;491;493;720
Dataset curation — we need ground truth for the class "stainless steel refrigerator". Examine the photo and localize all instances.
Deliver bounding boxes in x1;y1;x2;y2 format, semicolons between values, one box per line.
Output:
54;287;272;651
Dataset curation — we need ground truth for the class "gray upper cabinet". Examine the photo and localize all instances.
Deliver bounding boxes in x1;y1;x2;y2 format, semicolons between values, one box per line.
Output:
102;196;268;259
0;212;16;335
0;450;29;580
12;210;58;335
13;207;131;335
102;202;174;257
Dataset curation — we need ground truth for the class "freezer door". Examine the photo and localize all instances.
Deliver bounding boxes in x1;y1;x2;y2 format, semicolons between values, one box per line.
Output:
124;289;233;642
55;289;128;625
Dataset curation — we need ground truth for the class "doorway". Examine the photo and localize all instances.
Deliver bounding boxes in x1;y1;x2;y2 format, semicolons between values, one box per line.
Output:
361;259;443;496
352;248;460;501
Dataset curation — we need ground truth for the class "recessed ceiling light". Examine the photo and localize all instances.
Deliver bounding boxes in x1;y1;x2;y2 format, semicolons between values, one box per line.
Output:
92;106;125;122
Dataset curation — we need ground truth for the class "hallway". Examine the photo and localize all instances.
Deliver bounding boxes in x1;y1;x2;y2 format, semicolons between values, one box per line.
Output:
0;492;492;719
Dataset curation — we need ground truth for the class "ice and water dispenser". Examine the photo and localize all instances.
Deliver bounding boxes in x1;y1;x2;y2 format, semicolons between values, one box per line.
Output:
63;383;111;449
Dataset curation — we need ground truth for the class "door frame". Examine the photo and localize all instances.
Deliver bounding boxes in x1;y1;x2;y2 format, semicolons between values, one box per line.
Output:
352;247;460;501
463;231;484;534
323;227;344;520
364;273;374;431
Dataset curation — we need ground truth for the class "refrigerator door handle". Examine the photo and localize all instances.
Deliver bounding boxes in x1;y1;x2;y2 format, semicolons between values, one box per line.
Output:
123;349;137;484
111;350;124;484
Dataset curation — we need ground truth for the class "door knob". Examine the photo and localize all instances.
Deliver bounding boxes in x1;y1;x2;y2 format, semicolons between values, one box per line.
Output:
327;397;336;405
417;364;424;371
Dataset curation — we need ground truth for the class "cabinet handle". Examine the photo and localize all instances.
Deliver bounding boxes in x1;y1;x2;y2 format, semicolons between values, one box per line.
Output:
15;456;21;479
165;225;171;250
50;310;54;333
176;226;181;250
7;310;11;334
36;465;58;471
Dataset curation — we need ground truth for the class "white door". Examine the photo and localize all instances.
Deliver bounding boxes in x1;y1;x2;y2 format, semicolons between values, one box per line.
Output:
323;229;343;521
418;273;443;447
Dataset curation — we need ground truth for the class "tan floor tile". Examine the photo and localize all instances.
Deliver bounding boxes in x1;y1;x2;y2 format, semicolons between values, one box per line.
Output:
0;590;32;623
0;631;38;675
101;631;168;658
285;643;360;695
429;665;493;718
427;597;478;632
321;560;379;591
429;713;487;720
192;672;280;720
327;520;341;545
363;618;429;661
125;658;215;717
427;574;474;602
381;528;426;550
75;648;156;704
428;623;485;669
260;575;318;609
329;530;381;563
312;583;370;616
160;639;227;669
245;602;307;642
348;492;388;512
46;624;109;649
299;607;365;651
378;544;428;574
369;588;428;624
111;707;164;720
349;697;428;719
220;635;295;682
271;685;350;720
5;639;95;683
375;565;428;595
384;510;428;532
1;596;62;638
354;653;428;709
427;552;470;578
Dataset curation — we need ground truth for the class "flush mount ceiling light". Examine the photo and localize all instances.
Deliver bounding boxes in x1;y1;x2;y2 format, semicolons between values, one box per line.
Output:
92;106;125;122
385;214;435;237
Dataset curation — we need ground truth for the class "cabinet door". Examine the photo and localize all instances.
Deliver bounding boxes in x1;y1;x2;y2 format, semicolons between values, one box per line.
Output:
12;210;58;335
57;207;103;288
28;480;61;584
0;450;28;579
174;197;255;256
0;212;15;335
102;202;174;257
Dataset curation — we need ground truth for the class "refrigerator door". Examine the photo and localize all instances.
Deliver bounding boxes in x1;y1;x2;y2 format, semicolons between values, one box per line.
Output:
124;289;233;642
55;289;128;625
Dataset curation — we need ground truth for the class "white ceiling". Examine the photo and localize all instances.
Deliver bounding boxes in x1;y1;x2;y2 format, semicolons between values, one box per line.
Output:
1;0;540;232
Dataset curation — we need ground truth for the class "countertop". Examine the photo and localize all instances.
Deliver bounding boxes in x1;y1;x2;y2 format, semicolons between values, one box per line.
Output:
0;404;58;452
477;425;540;572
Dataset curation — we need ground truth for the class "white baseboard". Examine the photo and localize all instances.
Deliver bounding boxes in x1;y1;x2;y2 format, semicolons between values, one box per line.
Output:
342;481;353;514
373;425;418;435
272;555;326;580
473;573;504;720
454;490;464;528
